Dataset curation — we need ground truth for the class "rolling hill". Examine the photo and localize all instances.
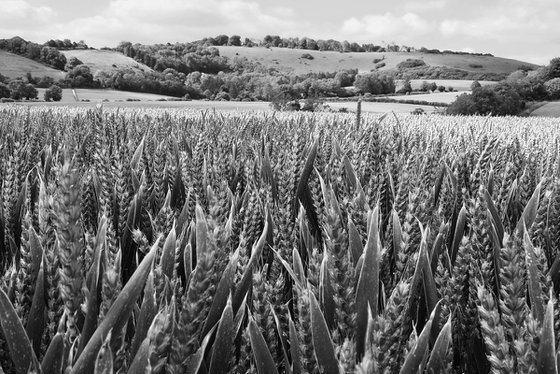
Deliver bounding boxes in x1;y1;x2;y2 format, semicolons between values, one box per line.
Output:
60;49;153;75
1;44;538;83
216;46;539;76
0;50;66;80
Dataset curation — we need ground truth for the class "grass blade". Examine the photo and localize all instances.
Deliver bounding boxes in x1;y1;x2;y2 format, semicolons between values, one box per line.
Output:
309;290;339;374
0;288;39;374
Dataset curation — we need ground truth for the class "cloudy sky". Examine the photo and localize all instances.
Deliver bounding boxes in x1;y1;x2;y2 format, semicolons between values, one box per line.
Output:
1;0;557;64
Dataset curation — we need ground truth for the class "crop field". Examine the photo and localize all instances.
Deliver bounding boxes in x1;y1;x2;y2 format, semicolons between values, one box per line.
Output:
1;106;560;374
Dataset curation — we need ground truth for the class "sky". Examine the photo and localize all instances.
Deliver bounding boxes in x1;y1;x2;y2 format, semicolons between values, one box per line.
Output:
0;0;558;65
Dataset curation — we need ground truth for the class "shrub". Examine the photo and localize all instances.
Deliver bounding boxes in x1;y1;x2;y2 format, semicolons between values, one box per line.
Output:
468;63;483;69
438;85;446;92
301;53;314;60
397;58;426;69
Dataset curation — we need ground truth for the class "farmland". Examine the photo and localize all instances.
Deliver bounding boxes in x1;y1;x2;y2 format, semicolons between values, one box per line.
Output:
1;105;560;374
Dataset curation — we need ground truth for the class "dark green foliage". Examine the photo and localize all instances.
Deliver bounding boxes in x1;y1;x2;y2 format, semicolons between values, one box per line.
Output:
354;72;395;94
397;58;426;69
447;83;524;116
44;84;62;101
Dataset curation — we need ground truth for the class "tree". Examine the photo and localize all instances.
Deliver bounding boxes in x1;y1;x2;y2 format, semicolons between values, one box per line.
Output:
471;80;482;90
0;82;10;98
354;72;395;94
67;65;94;87
548;57;560;80
228;35;242;46
36;76;55;88
398;79;412;94
447;84;523;116
8;80;37;100
65;57;83;71
40;46;67;70
420;81;431;92
44;84;63;101
214;34;229;46
430;82;438;92
545;78;560;99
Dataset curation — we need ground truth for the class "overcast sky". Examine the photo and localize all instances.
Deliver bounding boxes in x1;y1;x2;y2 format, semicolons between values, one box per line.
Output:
1;0;557;64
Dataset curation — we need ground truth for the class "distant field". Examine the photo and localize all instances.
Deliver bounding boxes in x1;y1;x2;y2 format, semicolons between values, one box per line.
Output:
9;88;439;113
60;49;153;75
34;88;174;102
216;46;539;75
386;92;462;104
0;50;66;80
325;101;439;114
529;102;560;117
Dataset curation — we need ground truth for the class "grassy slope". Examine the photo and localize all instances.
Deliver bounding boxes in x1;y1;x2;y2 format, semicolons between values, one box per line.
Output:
529;102;560;117
61;49;153;75
0;50;66;80
216;46;539;75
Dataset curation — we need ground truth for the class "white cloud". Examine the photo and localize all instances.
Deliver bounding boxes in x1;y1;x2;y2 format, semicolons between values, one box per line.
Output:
2;0;307;47
61;0;306;46
341;12;433;43
404;0;446;12
0;0;56;27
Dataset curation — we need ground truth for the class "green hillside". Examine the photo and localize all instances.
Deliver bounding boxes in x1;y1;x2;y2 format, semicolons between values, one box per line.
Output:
0;50;65;80
216;46;539;76
61;49;153;75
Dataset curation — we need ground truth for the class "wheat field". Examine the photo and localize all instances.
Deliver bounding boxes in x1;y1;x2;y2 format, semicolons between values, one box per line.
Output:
1;105;559;374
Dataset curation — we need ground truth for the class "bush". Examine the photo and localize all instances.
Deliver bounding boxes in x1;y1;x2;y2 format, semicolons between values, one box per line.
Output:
438;85;446;92
44;84;63;101
468;63;483;69
471;80;482;90
397;59;426;70
301;53;314;60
